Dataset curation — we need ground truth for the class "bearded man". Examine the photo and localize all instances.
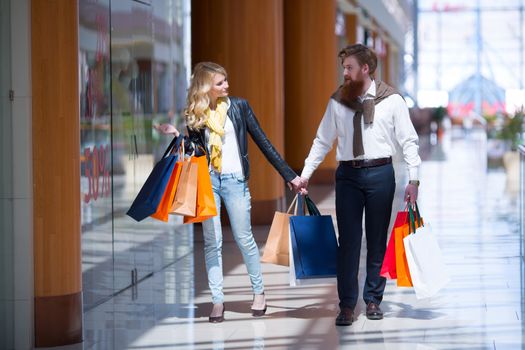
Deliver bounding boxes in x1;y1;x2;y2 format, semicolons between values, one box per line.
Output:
296;44;422;326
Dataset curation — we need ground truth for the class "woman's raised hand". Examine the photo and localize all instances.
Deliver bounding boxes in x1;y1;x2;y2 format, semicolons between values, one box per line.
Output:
154;123;180;137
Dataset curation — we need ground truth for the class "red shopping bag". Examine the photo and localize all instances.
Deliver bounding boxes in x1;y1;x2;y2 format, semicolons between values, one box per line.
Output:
380;211;409;279
381;204;424;281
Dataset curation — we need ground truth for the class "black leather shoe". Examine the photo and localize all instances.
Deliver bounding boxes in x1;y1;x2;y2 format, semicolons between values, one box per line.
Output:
209;303;225;323
366;302;383;320
335;307;353;326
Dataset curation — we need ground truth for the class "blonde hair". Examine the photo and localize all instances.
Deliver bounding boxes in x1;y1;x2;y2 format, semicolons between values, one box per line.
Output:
185;62;228;129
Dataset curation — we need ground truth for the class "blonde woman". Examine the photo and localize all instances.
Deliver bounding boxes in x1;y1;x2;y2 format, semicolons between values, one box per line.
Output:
155;62;305;323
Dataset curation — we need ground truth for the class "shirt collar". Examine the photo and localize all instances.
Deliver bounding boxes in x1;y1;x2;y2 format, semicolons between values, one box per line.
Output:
359;80;376;102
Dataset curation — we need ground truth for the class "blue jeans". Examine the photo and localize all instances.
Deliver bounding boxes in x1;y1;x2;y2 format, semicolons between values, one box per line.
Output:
202;171;264;304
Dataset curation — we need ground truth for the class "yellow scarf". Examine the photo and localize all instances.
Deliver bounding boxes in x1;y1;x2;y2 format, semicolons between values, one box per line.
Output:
205;97;228;172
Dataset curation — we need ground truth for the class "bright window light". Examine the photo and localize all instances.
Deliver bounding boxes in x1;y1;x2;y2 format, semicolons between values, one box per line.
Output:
505;89;525;114
417;90;449;108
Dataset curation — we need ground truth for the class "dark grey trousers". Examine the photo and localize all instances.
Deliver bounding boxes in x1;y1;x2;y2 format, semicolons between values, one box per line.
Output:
335;162;396;309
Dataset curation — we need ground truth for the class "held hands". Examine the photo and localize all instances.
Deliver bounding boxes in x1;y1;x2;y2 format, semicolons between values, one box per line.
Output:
404;183;419;206
153;123;180;137
288;176;309;194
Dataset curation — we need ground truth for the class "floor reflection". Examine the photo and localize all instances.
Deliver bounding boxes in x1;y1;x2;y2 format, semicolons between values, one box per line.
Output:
60;128;525;350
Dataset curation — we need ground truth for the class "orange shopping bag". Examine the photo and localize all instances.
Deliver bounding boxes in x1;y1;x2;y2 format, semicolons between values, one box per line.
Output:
395;204;423;287
150;160;183;222
183;155;218;223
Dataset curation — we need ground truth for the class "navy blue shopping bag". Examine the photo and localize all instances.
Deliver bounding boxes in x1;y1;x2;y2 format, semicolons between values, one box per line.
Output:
126;135;183;222
289;195;338;279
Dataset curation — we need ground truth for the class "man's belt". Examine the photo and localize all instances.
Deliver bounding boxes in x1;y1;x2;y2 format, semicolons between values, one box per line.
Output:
341;157;392;169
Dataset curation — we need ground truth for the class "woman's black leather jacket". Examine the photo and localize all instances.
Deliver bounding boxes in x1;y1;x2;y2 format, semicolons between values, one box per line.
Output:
185;96;296;182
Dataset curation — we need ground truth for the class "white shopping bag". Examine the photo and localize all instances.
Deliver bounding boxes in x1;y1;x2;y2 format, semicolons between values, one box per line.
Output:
403;224;450;299
288;228;298;287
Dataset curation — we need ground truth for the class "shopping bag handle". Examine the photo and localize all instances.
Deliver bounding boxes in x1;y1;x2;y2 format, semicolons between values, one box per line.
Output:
180;138;185;158
404;201;422;228
287;194;322;216
286;194;299;214
295;195;306;216
407;202;424;234
412;201;422;228
162;134;183;159
408;204;416;234
304;195;321;216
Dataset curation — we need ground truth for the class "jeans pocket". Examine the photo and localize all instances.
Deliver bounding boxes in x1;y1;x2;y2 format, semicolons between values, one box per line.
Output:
233;172;247;183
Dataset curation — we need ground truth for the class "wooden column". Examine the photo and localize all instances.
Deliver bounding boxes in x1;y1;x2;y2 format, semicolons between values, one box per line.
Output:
192;0;286;224
345;12;358;44
31;0;82;346
284;0;338;184
384;41;391;85
371;29;378;49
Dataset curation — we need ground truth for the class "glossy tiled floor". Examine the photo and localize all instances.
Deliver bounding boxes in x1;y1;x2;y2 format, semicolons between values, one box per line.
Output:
55;129;524;349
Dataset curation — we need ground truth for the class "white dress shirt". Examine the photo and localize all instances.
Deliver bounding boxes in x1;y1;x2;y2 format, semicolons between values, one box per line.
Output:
301;80;421;180
220;116;243;174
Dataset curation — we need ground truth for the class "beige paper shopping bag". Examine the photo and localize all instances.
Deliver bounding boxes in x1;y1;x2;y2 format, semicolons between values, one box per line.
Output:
261;212;292;266
261;195;299;266
170;157;198;217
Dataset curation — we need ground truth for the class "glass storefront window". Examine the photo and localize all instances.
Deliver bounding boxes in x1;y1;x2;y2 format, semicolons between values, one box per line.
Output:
79;0;192;311
0;0;14;347
79;0;114;309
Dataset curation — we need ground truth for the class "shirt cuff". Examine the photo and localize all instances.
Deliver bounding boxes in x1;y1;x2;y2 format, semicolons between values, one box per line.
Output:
300;167;314;180
408;167;419;181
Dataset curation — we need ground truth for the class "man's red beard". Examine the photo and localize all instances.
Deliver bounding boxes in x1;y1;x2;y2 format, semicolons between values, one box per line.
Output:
341;78;365;101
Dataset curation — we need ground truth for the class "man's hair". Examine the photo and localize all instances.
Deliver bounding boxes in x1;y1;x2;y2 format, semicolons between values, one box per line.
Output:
338;44;377;76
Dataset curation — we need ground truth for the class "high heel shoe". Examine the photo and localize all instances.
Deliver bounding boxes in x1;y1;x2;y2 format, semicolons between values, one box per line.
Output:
209;303;225;323
251;293;267;317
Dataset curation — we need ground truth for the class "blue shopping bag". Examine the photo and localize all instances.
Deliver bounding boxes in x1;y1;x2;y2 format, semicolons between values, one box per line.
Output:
126;135;183;222
289;195;338;279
